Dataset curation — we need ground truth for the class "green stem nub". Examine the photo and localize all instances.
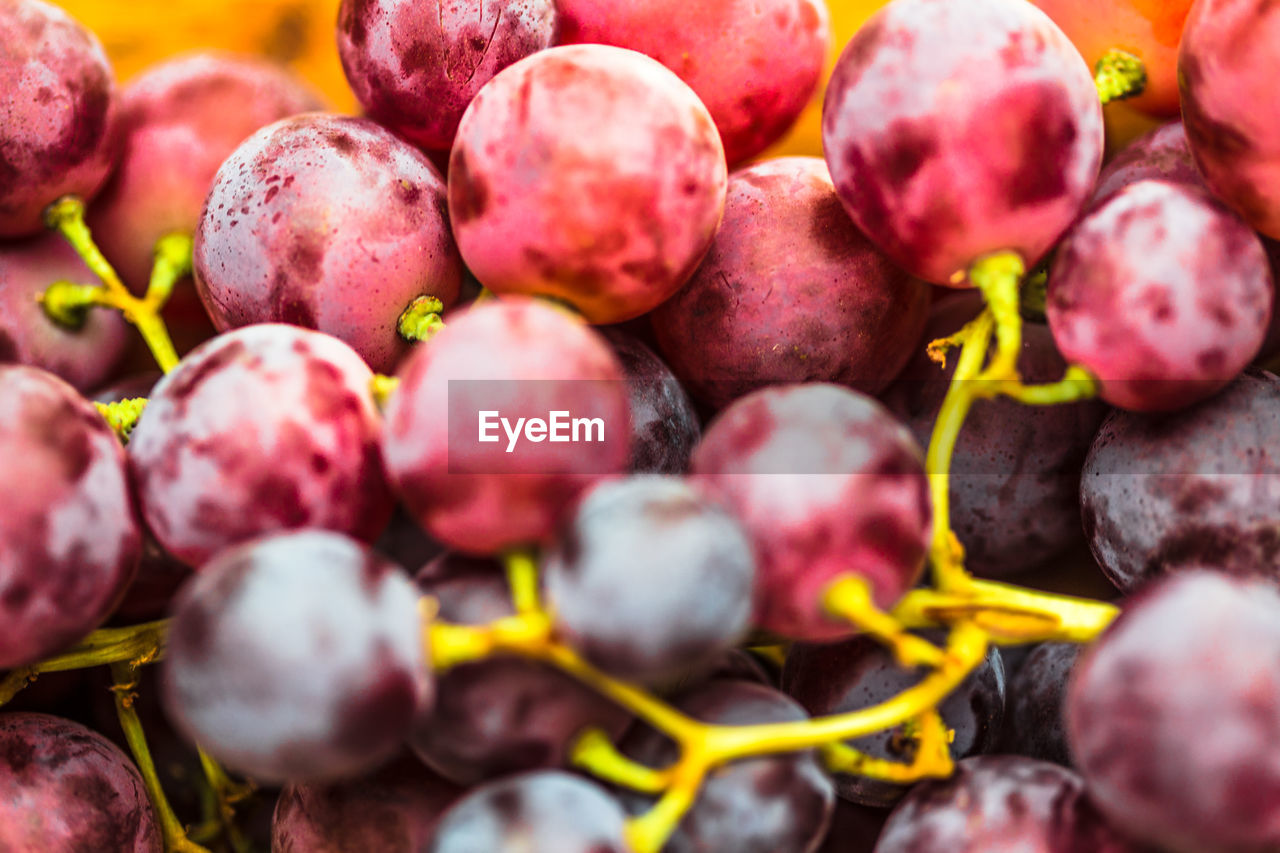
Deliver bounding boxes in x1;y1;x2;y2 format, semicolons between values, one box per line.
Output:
147;233;195;308
370;374;400;410
1094;49;1147;105
96;398;148;444
398;295;446;343
40;280;103;330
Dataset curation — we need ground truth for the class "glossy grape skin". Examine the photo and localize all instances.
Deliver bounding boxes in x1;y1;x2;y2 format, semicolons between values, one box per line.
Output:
1180;0;1280;239
601;327;700;474
127;324;394;567
1068;571;1280;852
272;753;461;852
881;294;1107;578
1048;179;1272;412
194;114;462;373
1080;369;1280;592
0;712;161;852
783;635;1006;807
823;0;1103;286
428;771;630;853
620;680;835;853
448;44;728;324
0;233;130;391
0;366;141;669
651;157;931;411
874;755;1140;852
543;476;756;683
337;0;557;153
410;552;630;785
0;0;119;237
691;383;932;640
556;0;830;165
382;298;630;554
162;531;430;783
998;642;1080;768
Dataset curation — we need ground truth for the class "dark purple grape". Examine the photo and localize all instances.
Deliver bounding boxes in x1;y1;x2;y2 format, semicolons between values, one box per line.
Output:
651;156;930;411
600;327;701;474
874;755;1141;852
783;634;1006;807
880;293;1107;578
998;641;1080;768
0;0;119;237
194;113;463;373
374;504;446;572
272;752;461;852
0;712;161;851
0;365;141;669
410;552;630;786
1047;179;1272;411
1080;369;1280;592
1067;571;1280;852
822;0;1103;286
337;0;557;153
127;324;394;567
542;476;756;683
428;771;630;853
620;680;835;853
162;530;430;783
658;648;774;698
817;799;887;853
691;383;931;640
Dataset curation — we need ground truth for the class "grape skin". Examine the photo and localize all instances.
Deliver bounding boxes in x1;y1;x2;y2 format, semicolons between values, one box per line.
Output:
1088;120;1203;207
162;531;431;783
600;327;701;475
998;641;1080;768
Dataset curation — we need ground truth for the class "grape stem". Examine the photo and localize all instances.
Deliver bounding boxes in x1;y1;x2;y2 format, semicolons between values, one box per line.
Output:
397;295;447;342
370;374;400;409
822;576;946;668
1094;48;1148;105
95;398;149;444
0;620;170;708
197;747;255;853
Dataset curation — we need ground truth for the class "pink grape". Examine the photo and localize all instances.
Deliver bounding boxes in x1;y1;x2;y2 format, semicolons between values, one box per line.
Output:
448;44;728;324
1089;120;1203;206
822;0;1103;286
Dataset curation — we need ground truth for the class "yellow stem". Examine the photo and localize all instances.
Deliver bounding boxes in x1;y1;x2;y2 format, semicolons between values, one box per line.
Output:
570;729;670;794
893;579;1119;644
504;549;542;613
822;575;946;668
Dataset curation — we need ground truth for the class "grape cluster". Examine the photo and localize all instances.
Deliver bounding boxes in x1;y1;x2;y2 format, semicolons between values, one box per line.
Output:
3;0;1280;851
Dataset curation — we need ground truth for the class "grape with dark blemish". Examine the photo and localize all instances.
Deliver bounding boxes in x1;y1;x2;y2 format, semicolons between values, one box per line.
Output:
600;327;700;474
337;0;557;153
998;641;1079;768
652;157;931;412
127;324;395;567
0;0;120;237
0;712;161;852
0;365;141;669
1067;571;1280;852
542;476;757;684
619;680;835;853
194;113;463;373
822;0;1103;286
691;383;932;640
162;530;431;783
1080;369;1280;593
1047;179;1272;411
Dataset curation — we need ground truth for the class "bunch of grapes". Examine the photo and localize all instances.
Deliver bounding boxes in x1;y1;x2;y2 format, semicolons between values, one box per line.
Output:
3;0;1280;851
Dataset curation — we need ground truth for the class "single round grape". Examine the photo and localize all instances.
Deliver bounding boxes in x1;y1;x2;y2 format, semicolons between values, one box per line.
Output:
874;755;1140;852
998;641;1080;768
1067;571;1280;852
1180;0;1280;239
127;324;394;567
652;156;931;411
0;366;141;669
0;233;131;391
410;552;630;785
0;712;161;852
600;327;700;474
428;771;630;853
272;752;461;852
783;634;1006;807
448;44;728;324
1089;120;1203;206
337;0;557;153
691;383;931;640
1048;179;1272;411
823;0;1103;286
542;476;756;683
162;530;431;783
382;298;630;554
194;113;462;373
880;293;1107;578
0;0;119;237
555;0;831;165
620;680;835;853
1080;369;1280;592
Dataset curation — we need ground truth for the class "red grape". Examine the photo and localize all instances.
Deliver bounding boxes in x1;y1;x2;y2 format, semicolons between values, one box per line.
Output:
600;327;701;475
1089;120;1203;206
999;641;1081;768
